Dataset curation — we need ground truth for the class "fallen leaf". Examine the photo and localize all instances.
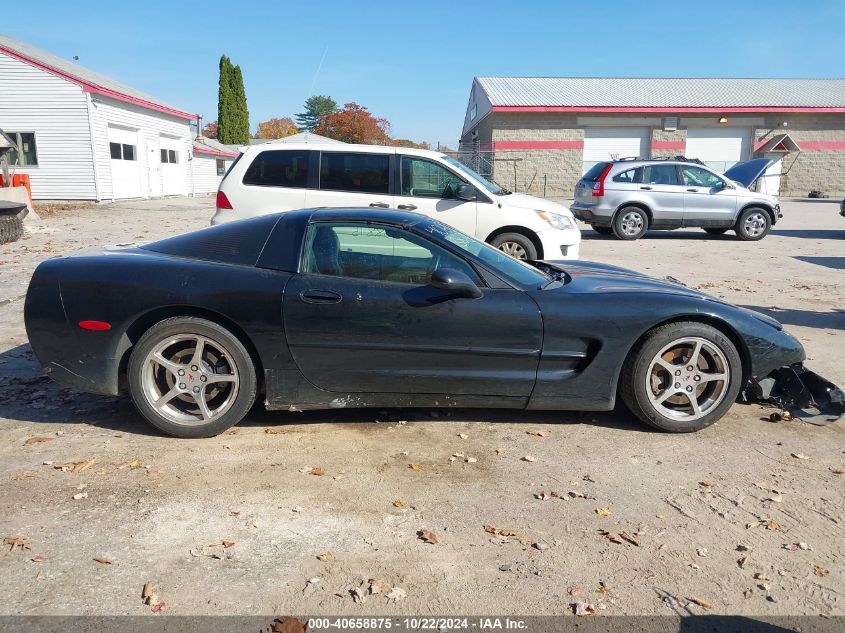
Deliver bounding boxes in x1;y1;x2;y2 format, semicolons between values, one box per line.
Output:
417;528;438;544
271;617;308;633
697;548;708;557
572;602;596;616
567;586;582;596
699;480;716;488
24;436;53;446
484;525;520;538
72;491;88;500
658;543;667;551
350;587;366;603
535;491;551;501
738;556;749;568
814;565;829;577
596;582;609;594
746;521;760;529
4;536;31;552
117;459;140;470
386;586;407;602
221;540;235;548
527;430;548;437
783;542;813;551
737;544;752;552
619;532;640;546
12;470;38;481
54;459;95;473
495;448;506;455
766;492;783;503
309;467;325;476
688;597;713;610
368;578;391;595
392;499;405;508
600;530;624;545
142;582;153;600
595;507;612;517
466;457;477;463
765;519;781;531
753;573;770;581
317;552;334;562
408;463;420;471
521;455;536;462
30;555;48;563
229;511;240;517
264;428;286;434
93;557;112;565
151;601;166;613
457;433;468;439
743;588;754;599
791;453;810;460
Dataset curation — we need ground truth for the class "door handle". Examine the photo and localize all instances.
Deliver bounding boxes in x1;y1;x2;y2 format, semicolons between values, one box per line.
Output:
300;290;342;304
397;204;417;210
639;186;652;190
369;202;389;208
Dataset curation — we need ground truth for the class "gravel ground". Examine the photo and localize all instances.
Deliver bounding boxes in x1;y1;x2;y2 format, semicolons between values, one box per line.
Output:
0;197;842;618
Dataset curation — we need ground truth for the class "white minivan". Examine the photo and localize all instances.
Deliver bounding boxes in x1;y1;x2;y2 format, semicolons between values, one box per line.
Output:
212;143;581;260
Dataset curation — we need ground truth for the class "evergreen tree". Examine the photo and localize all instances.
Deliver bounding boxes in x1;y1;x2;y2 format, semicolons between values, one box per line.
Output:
216;56;235;143
295;95;338;132
231;64;250;144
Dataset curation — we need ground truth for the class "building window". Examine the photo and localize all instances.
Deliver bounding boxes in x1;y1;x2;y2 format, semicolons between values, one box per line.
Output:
109;142;136;161
160;149;179;164
470;104;477;121
216;159;226;176
4;132;38;166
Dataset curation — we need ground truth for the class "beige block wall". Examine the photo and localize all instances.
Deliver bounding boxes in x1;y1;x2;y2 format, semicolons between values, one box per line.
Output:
651;129;687;158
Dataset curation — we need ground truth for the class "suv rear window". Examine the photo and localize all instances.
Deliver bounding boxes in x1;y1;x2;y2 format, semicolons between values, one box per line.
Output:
320;152;390;194
243;150;310;188
582;162;611;181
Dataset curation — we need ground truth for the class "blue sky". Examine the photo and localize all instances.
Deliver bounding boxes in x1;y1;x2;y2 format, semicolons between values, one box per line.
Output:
6;1;844;145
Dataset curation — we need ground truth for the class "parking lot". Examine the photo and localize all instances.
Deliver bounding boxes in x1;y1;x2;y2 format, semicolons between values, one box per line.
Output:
0;197;843;618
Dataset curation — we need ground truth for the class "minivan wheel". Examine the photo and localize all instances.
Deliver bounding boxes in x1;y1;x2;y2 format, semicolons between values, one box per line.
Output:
734;207;771;241
592;226;614;235
490;233;537;260
620;322;742;433
128;317;257;438
704;228;728;235
613;207;649;240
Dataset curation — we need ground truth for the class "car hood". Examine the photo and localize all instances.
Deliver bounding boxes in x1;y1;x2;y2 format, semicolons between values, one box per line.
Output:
502;192;574;217
723;158;774;188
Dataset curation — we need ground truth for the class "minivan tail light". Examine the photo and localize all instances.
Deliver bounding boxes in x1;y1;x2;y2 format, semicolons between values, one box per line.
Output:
216;190;233;209
591;163;613;197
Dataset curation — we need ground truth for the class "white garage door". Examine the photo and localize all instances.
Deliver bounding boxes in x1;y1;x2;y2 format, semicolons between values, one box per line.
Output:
582;128;648;174
685;128;751;173
108;126;142;199
159;135;186;196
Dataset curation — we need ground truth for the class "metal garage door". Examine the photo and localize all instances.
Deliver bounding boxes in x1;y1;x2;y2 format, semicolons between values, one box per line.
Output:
582;128;648;174
685;128;751;173
159;135;186;196
108;126;142;199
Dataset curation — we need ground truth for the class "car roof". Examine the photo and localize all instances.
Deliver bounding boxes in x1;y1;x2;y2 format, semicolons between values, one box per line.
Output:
270;206;430;226
242;142;443;159
607;157;707;168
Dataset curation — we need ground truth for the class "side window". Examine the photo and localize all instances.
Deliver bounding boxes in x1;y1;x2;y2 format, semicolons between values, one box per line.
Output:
243;150;310;188
681;166;725;188
401;157;465;198
641;164;680;186
216;159;226;176
319;152;389;194
303;222;480;285
612;168;641;183
109;142;136;161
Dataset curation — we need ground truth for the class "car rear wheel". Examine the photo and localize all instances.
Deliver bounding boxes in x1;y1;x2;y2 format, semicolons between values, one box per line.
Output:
612;207;649;240
704;228;728;235
620;322;742;432
592;226;614;235
490;233;537;260
734;208;771;241
128;317;257;438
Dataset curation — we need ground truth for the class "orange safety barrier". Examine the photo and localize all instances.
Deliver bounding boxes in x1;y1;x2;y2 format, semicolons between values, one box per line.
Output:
0;173;32;202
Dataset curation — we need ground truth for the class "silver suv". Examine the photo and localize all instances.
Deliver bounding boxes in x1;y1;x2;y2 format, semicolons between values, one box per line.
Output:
570;157;781;241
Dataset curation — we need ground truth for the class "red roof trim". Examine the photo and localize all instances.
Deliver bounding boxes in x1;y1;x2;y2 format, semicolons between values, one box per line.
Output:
492;105;845;113
0;43;197;121
192;145;239;158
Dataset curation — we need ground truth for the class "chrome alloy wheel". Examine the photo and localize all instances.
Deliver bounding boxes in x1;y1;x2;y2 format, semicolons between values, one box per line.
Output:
498;241;528;259
743;211;768;238
141;334;239;426
645;337;730;421
620;211;645;236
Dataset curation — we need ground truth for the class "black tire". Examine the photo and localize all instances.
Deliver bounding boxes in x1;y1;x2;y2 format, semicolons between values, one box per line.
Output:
128;317;257;438
612;206;649;240
620;321;742;433
703;228;728;235
490;232;537;260
0;216;24;244
591;226;614;235
734;207;771;241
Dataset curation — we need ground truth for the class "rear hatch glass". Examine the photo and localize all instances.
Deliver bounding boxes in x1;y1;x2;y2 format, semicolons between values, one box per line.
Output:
581;162;611;181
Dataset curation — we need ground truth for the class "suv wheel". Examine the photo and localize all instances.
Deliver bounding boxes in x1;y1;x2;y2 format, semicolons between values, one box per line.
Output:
613;207;649;240
735;208;771;241
592;226;614;235
490;233;537;260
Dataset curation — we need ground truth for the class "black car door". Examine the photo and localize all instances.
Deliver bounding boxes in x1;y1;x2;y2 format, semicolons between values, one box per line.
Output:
282;221;543;396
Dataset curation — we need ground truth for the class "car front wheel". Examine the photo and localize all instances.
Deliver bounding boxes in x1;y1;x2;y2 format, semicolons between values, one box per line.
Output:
490;233;537;260
128;317;257;438
620;322;742;432
612;207;649;240
735;208;771;241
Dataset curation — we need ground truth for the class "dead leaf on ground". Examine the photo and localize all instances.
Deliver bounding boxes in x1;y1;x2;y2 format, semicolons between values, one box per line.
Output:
688;597;713;610
495;448;506;456
309;467;325;476
24;436;53;446
386;586;407;602
572;602;596;616
815;565;830;577
264;428;286;434
743;588;754;599
567;586;582;596
521;455;536;462
737;556;749;568
457;433;468;439
408;463;421;471
417;528;438;544
830;468;844;475
791;453;810;460
93;557;112;565
484;525;520;538
368;578;391;595
54;459;95;473
268;617;307;633
350;587;366;603
526;430;548;437
117;459;140;470
754;573;770;581
229;511;240;517
699;480;716;488
765;520;781;531
595;507;612;517
535;491;552;500
13;470;38;481
783;542;813;551
30;555;47;563
142;582;153;600
766;492;783;503
4;536;32;552
596;582;609;594
317;552;334;562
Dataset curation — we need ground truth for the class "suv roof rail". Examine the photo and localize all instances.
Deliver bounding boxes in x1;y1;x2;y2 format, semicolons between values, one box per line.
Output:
610;155;707;166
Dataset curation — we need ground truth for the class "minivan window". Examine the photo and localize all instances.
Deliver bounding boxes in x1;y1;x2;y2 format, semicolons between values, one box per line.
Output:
439;155;504;195
401;157;465;198
320;152;390;194
582;162;611;181
243;150;310;188
641;164;680;186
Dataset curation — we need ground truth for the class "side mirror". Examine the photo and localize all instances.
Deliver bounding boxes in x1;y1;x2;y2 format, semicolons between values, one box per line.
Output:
430;267;482;299
455;183;477;201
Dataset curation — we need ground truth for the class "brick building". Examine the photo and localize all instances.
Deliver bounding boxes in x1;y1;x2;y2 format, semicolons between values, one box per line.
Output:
459;77;845;199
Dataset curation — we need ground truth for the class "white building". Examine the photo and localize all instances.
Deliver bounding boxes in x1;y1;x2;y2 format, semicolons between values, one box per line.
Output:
0;34;237;200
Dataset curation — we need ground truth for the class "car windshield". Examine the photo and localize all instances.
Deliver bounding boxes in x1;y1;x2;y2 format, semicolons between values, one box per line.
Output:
439;155;506;195
417;219;551;289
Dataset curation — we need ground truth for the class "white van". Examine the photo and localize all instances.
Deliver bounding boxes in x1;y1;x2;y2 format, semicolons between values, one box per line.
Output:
212;143;580;260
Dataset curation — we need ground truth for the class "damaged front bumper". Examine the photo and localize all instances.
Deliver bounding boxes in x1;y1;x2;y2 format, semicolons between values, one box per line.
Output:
749;364;844;426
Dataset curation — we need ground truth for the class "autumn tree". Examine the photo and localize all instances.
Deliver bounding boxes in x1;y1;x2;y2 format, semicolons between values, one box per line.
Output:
201;121;218;138
391;138;431;150
255;117;298;139
295;95;338;132
315;102;391;145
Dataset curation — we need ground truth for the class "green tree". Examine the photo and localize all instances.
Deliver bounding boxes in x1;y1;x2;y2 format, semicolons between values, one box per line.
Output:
231;64;250;144
216;56;235;143
295;95;338;132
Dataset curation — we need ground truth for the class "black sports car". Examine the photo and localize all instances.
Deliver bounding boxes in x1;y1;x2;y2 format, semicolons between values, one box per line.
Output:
24;208;843;438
